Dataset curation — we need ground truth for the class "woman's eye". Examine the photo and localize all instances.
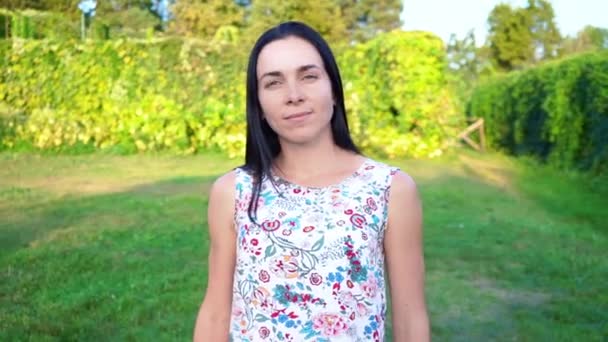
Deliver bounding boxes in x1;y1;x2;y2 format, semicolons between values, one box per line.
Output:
264;80;280;88
303;74;318;80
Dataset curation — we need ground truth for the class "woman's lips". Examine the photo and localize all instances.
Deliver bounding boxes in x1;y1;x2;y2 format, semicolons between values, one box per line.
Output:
284;111;312;120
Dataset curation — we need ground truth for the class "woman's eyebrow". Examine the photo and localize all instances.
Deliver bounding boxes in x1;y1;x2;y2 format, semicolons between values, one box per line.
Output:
259;64;321;80
297;64;321;72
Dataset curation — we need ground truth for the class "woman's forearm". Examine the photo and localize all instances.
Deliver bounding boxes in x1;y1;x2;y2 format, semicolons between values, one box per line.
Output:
193;303;231;342
391;308;430;342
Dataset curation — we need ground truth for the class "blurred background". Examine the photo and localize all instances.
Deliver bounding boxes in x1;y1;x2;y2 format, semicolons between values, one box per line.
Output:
0;1;606;341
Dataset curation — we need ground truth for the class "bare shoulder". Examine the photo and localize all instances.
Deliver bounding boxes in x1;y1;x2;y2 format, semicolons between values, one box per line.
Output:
386;170;423;238
389;170;420;203
207;170;238;230
208;169;238;202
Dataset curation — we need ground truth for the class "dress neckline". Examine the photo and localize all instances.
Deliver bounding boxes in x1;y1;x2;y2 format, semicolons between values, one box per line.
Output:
270;157;370;191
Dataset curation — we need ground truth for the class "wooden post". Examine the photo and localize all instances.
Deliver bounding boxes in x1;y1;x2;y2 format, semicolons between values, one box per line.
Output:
479;119;486;152
457;118;486;152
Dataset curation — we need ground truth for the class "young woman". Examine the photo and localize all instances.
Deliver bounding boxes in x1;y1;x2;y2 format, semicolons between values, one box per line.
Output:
194;22;429;342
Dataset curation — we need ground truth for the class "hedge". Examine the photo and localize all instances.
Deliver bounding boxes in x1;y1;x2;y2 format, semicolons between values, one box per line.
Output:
0;9;79;40
0;30;460;158
468;51;608;172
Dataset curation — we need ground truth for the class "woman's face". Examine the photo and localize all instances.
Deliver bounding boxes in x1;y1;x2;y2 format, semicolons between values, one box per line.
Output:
256;36;335;145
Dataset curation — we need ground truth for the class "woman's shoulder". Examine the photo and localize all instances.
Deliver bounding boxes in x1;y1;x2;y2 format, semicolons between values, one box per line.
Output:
364;157;399;171
209;169;238;200
363;157;416;189
363;157;401;179
213;169;238;186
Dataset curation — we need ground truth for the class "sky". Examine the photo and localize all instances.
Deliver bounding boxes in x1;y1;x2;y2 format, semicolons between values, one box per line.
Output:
401;0;607;45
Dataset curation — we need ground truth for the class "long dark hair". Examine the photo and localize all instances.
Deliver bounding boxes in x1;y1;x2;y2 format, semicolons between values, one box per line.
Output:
243;21;359;223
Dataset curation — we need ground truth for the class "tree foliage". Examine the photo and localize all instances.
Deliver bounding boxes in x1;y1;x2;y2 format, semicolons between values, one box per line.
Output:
468;51;608;172
246;0;346;45
168;0;244;38
0;31;459;159
445;30;497;112
487;0;562;71
337;0;402;42
561;25;608;55
487;3;534;71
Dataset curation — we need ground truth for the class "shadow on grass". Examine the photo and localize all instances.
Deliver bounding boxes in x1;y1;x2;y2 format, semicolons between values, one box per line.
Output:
0;175;217;259
1;166;606;341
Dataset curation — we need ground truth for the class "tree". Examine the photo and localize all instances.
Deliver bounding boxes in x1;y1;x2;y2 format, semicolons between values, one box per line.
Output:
246;0;346;45
447;30;479;80
486;0;562;71
243;0;401;45
168;0;244;38
337;0;402;43
446;30;497;111
561;25;608;55
526;0;561;60
487;3;534;71
0;0;79;13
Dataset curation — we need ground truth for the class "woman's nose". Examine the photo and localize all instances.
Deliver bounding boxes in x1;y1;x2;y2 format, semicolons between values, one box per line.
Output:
286;82;304;104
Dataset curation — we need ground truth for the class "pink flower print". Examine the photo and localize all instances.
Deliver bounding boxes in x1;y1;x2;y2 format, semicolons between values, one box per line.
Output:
286;219;298;229
313;313;350;337
331;194;345;208
360;172;373;182
271;255;299;279
261;219;281;232
337;291;356;312
238;194;264;211
232;304;244;317
310;272;323;286
259;326;270;339
282;257;299;279
362;276;378;298
255;288;280;314
252;286;271;309
303;226;315;233
357;302;368;316
259;270;270;283
366;197;378;211
350;214;366;228
242;238;262;256
236;195;250;211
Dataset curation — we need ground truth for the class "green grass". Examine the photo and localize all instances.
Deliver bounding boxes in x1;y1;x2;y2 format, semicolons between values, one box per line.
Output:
1;150;606;341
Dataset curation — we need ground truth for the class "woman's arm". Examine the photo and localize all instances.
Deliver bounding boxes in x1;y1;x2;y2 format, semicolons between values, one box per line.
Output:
384;171;430;341
193;171;237;342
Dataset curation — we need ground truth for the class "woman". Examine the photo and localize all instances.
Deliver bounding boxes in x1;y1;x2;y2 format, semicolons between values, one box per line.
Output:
194;21;429;341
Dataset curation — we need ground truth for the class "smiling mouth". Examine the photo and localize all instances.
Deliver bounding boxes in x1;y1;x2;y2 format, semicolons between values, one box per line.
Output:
285;111;312;120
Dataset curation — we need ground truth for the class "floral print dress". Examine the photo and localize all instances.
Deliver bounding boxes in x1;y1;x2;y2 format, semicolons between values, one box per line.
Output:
230;158;399;341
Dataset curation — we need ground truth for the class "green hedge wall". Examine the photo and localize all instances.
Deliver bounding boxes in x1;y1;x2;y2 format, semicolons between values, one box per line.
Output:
340;31;460;158
0;9;79;40
468;51;608;172
0;30;460;158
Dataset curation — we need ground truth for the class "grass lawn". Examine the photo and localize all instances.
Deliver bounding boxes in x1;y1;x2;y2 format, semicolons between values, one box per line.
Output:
1;150;606;341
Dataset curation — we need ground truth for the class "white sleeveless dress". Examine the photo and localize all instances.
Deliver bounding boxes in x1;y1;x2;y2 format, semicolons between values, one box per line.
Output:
229;158;399;341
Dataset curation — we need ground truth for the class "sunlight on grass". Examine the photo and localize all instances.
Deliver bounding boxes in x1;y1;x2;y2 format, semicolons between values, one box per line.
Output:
1;150;606;341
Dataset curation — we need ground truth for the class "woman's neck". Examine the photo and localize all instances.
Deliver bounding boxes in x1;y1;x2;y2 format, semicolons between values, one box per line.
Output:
273;137;361;183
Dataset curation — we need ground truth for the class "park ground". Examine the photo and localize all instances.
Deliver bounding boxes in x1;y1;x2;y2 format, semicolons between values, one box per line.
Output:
1;150;606;341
